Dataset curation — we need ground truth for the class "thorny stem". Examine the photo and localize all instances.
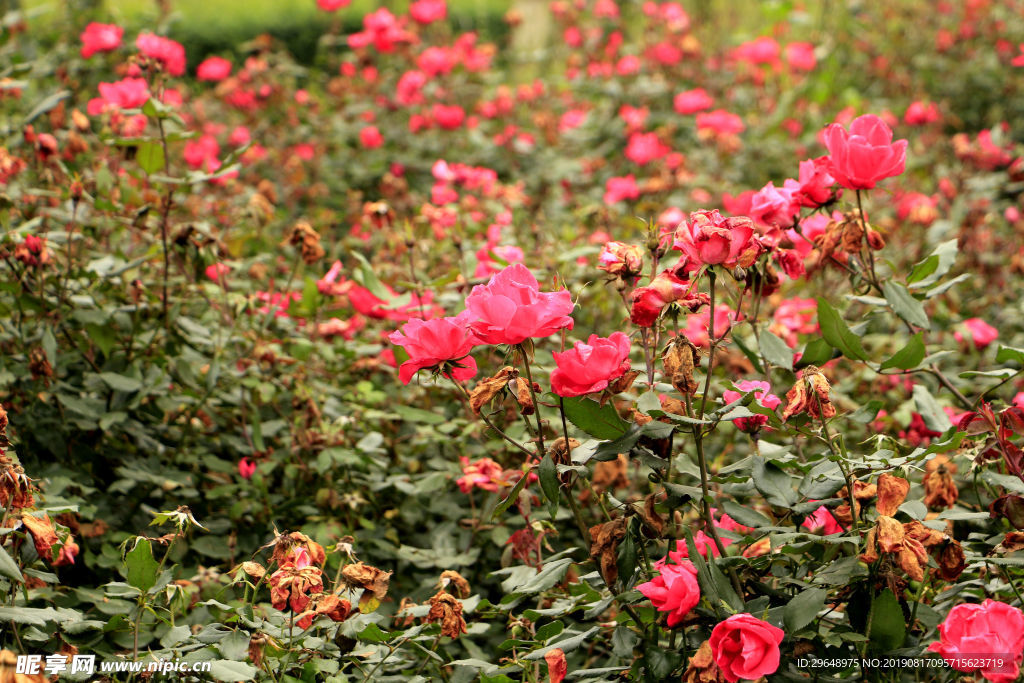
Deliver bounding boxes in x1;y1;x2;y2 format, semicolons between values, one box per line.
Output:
814;392;859;531
452;381;534;458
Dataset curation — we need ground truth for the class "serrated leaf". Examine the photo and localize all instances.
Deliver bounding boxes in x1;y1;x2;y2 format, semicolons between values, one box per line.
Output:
784;587;826;632
136;140;165;175
561;397;628;440
720;501;771;528
868;588;906;651
815;298;868;361
996;345;1024;366
758;330;794;370
752;457;797;507
125;539;159;594
0;544;23;583
907;240;957;289
882;281;930;329
880;333;926;371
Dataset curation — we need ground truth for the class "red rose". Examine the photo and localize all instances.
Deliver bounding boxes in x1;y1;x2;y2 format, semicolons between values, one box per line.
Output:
709;613;785;682
80;22;123;59
928;599;1024;682
673;210;758;268
823;114;907;190
550;332;631;397
196;56;232;81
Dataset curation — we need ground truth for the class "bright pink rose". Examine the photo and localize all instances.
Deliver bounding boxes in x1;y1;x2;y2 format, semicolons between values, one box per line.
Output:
410;0;447;24
673;209;757;268
749;182;800;229
550;332;631;397
205;263;230;283
464;264;574;345
785;42;816;71
317;0;351;10
94;78;150;111
723;380;780;433
388;313;478;384
625;132;669;166
659;532;730;562
456;456;505;493
823;114;907;190
904;101;940;126
681;304;735;347
928;600;1024;682
238;458;257;479
196;56;232;81
432;104;466;130
802;504;843;534
604;174;640;204
80;22;123;58
954;317;999;349
674;88;713;114
733;36;780;65
637;561;700;627
359;126;384;149
696;109;744;135
709;614;785;682
794;156;836;207
135;33;186;76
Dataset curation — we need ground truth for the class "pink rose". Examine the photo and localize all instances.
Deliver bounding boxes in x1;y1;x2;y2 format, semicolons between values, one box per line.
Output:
794;156;836;208
785;42;816;71
801;504;844;534
749;182;800;229
597;241;644;278
696;109;744;136
603;174;640;205
637;561;700;627
80;22;123;59
238;458;257;479
674;210;758;268
823;114;907;190
135;33;186;77
359;125;384;149
388;313;478;384
464;264;574;346
928;600;1024;682
317;0;351;10
674;88;713;114
955;318;999;349
709;613;785;682
550;332;631;397
722;380;780;433
410;0;447;24
196;56;232;81
625;132;669;166
95;78;150;111
629;270;708;328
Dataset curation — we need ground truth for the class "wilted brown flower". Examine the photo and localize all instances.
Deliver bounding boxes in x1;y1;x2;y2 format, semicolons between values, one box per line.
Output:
28;347;53;383
663;337;701;395
295;594;352;629
268;549;324;613
438;570;471;598
0;648;46;682
876;473;910;516
281;220;325;264
781;366;835;421
341;562;392;601
271;531;326;568
923;456;958;509
469;366;518;415
21;512;60;563
0;454;34;510
589;516;628;585
681;640;728;683
512;376;537;416
426;591;467;638
545;648;568;683
394;597;417;628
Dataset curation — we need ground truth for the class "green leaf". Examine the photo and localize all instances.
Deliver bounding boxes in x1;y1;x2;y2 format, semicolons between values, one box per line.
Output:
720;501;771;529
208;660;257;682
758;330;794;370
912;384;951;433
561;397;628;440
356;623;391;643
136;140;166;175
98;372;143;393
492;466;534;518
882;281;930;330
0;544;24;583
538;454;560;514
784;587;826;632
815;298;868;361
709;559;743;612
996;345;1024;366
868;588;906;651
799;338;834;367
880;333;926;371
907;240;957;289
752;457;797;507
125;539;160;594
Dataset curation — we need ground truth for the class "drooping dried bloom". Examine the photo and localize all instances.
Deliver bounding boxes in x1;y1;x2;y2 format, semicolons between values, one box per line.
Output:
545;648;568;683
438;570;471;598
271;531;326;568
281;221;325;264
924;455;959;509
876;473;910;516
268;548;324;613
781;366;835;421
662;337;701;395
426;591;467;638
589;517;628;585
682;640;728;683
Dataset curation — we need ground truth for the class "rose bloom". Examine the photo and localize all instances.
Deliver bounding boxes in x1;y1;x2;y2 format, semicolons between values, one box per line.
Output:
659;532;730;562
90;78;150;113
359;125;384;149
681;304;734;347
238;458;256;479
955;317;999;349
550;332;631;397
673;209;757;268
802;504;844;534
709;613;785;682
696;109;745;135
630;270;707;328
749;182;800;229
637;561;700;627
928;600;1024;682
196;56;231;81
785;42;816;71
794;156;836;207
410;0;447;24
388;312;478;384
603;174;640;204
80;22;123;58
456;456;505;493
597;241;644;278
674;88;713;114
135;33;186;76
723;380;781;433
625;132;669;165
823;114;907;190
464;264;574;346
317;0;351;10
